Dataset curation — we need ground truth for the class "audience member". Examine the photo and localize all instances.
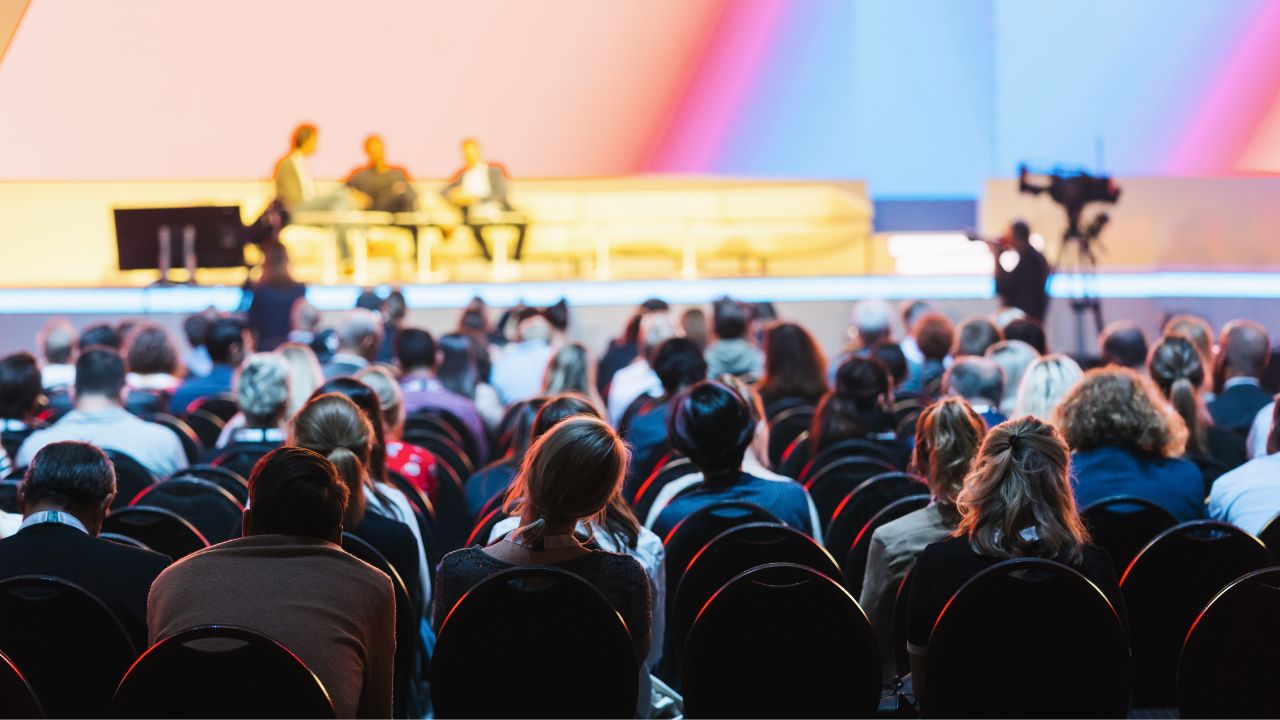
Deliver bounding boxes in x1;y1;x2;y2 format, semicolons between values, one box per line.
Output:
621;338;708;483
323;310;382;380
1162;314;1214;364
397;328;489;461
944;357;1006;428
1208;320;1272;434
811;357;909;467
828;299;893;379
1148;335;1246;477
180;312;215;379
1056;368;1204;521
279;341;325;418
436;332;504;431
38;319;76;392
1209;401;1280;535
79;323;122;351
148;447;394;719
19;348;187;477
1098;321;1148;370
214;353;291;450
704;297;763;380
984;340;1038;417
356;365;438;496
1013;354;1084;421
872;342;910;393
860;398;986;679
168;317;249;415
122;324;183;414
288;299;323;347
897;301;934;375
464;398;543;515
247;244;307;351
596;299;669;397
757;321;829;415
906;416;1122;693
0;353;43;461
607;311;677;425
491;313;555;405
1002;316;1047;354
652;381;818;538
679;307;709;352
542;342;601;406
376;290;407;364
900;312;953;395
952;317;1002;358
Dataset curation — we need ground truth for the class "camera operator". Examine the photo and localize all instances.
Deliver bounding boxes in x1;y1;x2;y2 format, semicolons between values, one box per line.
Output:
991;220;1050;321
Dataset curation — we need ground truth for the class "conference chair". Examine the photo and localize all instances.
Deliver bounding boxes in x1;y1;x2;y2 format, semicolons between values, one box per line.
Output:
799;438;906;480
1121;520;1276;709
0;480;19;514
1177;567;1280;718
180;464;250;505
103;449;157;510
1080;495;1180;576
180;409;225;452
0;575;135;718
921;558;1131;718
404;429;474;487
1257;511;1280;557
131;477;244;544
386;470;441;575
822;472;928;559
682;562;880;718
185;394;239;423
414;454;471;554
662;501;781;611
209;442;278;485
891;568;915;681
766;405;815;469
0;649;43;719
432;566;639;718
465;506;510;547
111;625;335;719
841;493;931;595
804;456;900;526
405;409;485;468
493;398;546;458
631;455;698;522
100;532;153;552
102;506;210;560
142;413;203;465
778;432;812;479
342;533;424;720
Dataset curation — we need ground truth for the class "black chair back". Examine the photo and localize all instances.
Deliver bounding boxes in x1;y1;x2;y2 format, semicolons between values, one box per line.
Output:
181;409;225;451
422;455;471;555
1121;520;1276;708
111;625;335;718
102;506;210;560
342;533;423;719
131;478;244;544
1178;567;1280;718
778;432;812;478
841;493;931;595
1081;495;1180;576
0;479;19;514
0;575;135;717
1257;511;1280;557
0;648;43;718
465;506;509;547
404;430;474;481
406;409;484;467
103;449;157;510
143;413;203;465
385;470;442;578
804;456;899;526
891;567;914;680
682;562;880;718
823;471;928;559
801;438;905;479
766;406;815;469
186;394;239;423
100;532;153;551
922;558;1131;718
662;502;781;618
432;566;639;718
209;443;277;486
180;464;250;505
632;455;697;522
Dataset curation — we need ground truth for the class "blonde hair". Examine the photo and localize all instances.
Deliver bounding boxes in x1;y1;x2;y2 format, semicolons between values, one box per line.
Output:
278;342;324;419
1013;354;1084;421
955;416;1089;564
289;393;372;529
356;365;405;437
913;397;987;519
542;342;600;405
503;416;629;548
1054;367;1187;458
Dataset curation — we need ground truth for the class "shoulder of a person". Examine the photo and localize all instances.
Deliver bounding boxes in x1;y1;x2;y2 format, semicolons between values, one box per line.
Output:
91;534;172;573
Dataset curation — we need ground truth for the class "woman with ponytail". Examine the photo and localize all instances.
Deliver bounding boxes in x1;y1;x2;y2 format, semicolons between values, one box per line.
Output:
905;416;1123;690
859;397;986;678
292;393;426;615
810;356;911;468
1148;335;1247;479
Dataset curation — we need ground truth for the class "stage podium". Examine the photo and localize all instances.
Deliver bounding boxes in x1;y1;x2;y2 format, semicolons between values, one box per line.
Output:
113;206;245;285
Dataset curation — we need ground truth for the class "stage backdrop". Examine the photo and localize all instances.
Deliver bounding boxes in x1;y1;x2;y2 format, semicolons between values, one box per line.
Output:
2;0;1280;197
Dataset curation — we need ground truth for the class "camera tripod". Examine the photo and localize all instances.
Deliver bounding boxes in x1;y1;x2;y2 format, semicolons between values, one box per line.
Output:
1054;224;1105;357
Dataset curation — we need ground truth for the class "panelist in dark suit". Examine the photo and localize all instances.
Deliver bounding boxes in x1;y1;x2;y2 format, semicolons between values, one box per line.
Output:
1209;320;1273;435
441;138;527;261
0;441;171;651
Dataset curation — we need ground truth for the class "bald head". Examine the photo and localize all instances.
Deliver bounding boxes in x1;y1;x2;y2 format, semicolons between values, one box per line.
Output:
1219;320;1271;379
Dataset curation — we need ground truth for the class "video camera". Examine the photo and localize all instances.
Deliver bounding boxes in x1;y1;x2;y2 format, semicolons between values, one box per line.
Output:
1018;164;1120;238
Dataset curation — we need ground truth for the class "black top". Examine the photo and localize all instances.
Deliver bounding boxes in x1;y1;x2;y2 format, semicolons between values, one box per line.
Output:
1208;382;1273;435
995;245;1050;320
247;281;307;352
0;523;171;650
352;512;423;617
906;535;1122;650
464;459;519;517
596;339;638;397
432;546;652;646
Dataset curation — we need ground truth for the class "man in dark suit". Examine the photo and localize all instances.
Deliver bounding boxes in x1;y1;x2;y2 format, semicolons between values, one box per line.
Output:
441;138;527;261
1210;320;1273;435
0;441;170;650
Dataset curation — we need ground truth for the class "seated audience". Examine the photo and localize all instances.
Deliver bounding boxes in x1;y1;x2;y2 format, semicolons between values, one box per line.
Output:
168;317;249;415
491;312;556;405
214;353;291;450
1055;368;1204;522
79;323;122;351
397;328;489;461
148;447;394;719
652;381;819;538
123;324;183;414
680;307;709;352
180;312;215;379
828;299;893;380
0;442;170;649
1148;335;1246;478
465;399;543;515
596;299;669;397
985;340;1039;417
279;341;325;418
433;416;653;665
1002;316;1047;354
897;301;933;376
944;357;1007;428
900;312;953;395
1209;401;1280;535
542;342;602;407
1013;354;1084;421
952;317;1002;358
1208;320;1272;435
906;416;1122;692
811;357;910;468
437;332;504;432
246;243;307;352
375;290;407;364
860;398;986;680
1099;321;1148;370
704;298;763;381
1162;314;1215;364
0;353;43;461
621;338;708;485
356;365;438;496
757;321;829;415
38;319;77;392
287;299;323;347
18;348;187;477
607;311;677;425
323;310;382;380
873;342;910;395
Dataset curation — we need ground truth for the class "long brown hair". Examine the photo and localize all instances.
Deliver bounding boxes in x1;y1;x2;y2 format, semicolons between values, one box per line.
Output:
290;393;372;530
1055;367;1187;458
913;397;986;522
954;416;1090;564
1148;335;1210;456
758;321;829;406
811;356;892;450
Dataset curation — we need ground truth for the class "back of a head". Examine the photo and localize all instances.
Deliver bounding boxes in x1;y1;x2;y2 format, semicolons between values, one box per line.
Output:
913;397;986;511
543;299;570;333
901;300;932;330
382;290;407;323
0;352;42;420
436;333;479;398
639;312;677;356
124;324;179;376
1013;354;1084;421
913;312;955;361
292;299;321;333
1099;322;1148;369
668;380;755;475
40;320;76;365
354;290;382;313
1220;319;1271;379
1148;335;1207;454
247;447;348;542
236;353;291;426
954;317;1002;358
278;342;324;416
652;337;708;396
395;327;436;371
832;356;891;411
873;343;909;388
1162;314;1213;359
74;347;126;401
853;299;892;344
1002;317;1047;355
985;341;1038;415
679;308;709;351
531;394;601;442
22;441;116;518
182;313;210;349
79;323;122;352
518;314;552;345
543;343;593;396
355;365;403;431
1055;367;1186;457
290;393;371;527
955;415;1087;564
206;317;246;366
338;310;382;356
760;321;828;402
944;357;1005;407
712;298;750;341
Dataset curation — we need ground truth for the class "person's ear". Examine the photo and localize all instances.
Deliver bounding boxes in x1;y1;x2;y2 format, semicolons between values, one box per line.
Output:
16;485;26;515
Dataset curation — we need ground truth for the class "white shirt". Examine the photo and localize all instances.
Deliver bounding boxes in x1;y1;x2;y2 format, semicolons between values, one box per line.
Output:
366;484;431;606
41;364;75;391
20;509;88;534
607;359;662;426
460;162;492;200
1247;400;1275;460
1208;452;1280;535
17;405;188;478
